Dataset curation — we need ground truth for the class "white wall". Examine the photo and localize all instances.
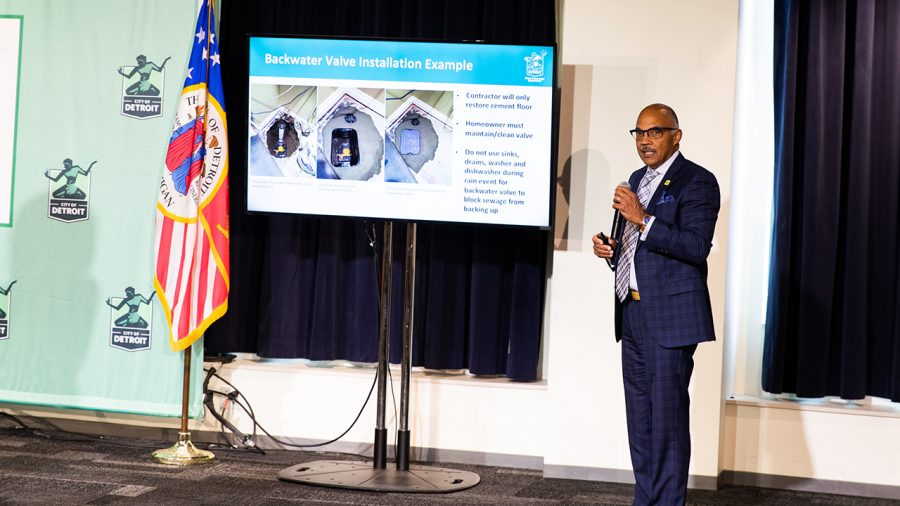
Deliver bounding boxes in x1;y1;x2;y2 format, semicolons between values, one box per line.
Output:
544;0;738;482
724;0;774;400
725;402;900;489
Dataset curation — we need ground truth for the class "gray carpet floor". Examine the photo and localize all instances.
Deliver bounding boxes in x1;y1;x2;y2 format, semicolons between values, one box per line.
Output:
0;427;896;505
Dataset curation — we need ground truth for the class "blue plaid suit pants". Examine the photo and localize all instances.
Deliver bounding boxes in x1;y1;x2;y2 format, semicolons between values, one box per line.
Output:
621;297;697;506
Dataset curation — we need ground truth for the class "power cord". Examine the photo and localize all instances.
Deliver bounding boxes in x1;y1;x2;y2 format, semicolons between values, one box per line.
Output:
202;366;265;454
202;363;379;453
0;412;28;431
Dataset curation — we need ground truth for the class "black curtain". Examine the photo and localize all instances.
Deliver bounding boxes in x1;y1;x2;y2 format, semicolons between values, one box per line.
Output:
205;0;555;381
763;0;900;401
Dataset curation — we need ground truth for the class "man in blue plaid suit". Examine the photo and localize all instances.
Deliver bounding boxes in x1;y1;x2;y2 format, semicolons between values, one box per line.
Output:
593;104;720;505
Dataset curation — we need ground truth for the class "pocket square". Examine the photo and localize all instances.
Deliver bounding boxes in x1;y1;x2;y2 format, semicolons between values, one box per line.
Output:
657;191;675;205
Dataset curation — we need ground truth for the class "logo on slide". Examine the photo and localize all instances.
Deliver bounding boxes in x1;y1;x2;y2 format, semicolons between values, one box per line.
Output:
118;54;170;119
524;50;548;83
106;286;155;352
0;280;15;341
44;158;94;223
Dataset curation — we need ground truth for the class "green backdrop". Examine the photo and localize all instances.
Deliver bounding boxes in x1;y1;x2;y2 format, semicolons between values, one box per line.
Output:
0;0;207;417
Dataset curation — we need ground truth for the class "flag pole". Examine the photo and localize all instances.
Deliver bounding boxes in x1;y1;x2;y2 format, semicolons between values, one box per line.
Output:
151;0;225;465
152;345;215;465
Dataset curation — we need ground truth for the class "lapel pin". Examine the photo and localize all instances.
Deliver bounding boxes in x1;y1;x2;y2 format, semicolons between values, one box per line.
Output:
664;179;671;186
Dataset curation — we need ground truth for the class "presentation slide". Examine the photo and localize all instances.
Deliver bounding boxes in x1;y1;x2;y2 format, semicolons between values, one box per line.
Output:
247;37;555;228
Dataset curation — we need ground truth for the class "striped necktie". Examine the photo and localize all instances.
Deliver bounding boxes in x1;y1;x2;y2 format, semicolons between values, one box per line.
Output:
615;168;660;302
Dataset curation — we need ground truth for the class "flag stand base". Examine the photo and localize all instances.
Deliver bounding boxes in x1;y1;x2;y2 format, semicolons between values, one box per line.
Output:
152;431;215;465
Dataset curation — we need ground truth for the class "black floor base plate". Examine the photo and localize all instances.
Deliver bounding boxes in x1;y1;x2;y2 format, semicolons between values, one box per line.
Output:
277;460;480;493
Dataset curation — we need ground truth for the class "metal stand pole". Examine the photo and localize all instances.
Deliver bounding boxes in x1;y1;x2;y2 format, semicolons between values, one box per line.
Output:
152;345;215;465
373;221;393;469
278;222;480;493
396;222;415;471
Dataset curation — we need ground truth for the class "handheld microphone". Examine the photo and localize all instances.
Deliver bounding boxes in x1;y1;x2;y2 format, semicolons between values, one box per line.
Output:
597;181;630;272
610;181;630;240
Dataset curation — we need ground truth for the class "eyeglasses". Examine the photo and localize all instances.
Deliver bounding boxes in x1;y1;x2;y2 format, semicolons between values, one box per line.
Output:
629;127;679;139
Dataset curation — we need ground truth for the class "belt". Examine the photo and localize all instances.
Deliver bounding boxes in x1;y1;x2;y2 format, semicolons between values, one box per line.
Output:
630;290;640;301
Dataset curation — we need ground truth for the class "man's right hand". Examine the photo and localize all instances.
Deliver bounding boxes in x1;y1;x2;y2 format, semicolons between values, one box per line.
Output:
593;233;616;259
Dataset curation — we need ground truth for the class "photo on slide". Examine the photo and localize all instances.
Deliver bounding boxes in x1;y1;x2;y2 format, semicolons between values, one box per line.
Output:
248;84;317;178
384;90;453;185
315;87;385;182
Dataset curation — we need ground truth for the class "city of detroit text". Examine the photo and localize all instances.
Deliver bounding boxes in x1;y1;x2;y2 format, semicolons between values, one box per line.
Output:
264;53;474;72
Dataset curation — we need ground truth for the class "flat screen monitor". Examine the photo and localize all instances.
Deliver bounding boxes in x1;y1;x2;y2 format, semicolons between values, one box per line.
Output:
246;36;556;228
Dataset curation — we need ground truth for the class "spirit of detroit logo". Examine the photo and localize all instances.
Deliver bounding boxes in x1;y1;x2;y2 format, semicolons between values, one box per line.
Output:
119;54;169;119
106;286;155;351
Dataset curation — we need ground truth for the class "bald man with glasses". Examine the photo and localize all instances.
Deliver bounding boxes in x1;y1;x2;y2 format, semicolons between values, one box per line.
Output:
593;103;721;506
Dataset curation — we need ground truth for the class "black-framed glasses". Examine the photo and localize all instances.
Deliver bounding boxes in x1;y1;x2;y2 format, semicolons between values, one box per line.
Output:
629;127;679;139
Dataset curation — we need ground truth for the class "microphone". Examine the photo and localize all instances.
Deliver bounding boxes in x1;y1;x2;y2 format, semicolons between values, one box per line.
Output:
597;181;630;272
610;181;630;240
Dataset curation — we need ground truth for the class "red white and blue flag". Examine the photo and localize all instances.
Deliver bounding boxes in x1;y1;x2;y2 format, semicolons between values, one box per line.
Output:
155;0;229;351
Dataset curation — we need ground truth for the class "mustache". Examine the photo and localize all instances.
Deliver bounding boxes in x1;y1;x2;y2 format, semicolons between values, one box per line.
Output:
639;146;656;152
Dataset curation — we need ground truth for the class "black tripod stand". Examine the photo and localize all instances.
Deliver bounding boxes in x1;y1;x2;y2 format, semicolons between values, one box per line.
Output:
278;221;481;492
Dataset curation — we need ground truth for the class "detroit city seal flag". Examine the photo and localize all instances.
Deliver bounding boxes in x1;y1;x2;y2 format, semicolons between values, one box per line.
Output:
154;0;229;352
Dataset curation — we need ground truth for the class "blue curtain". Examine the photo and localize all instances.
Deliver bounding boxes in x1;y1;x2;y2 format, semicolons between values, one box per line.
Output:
763;0;900;400
204;0;554;381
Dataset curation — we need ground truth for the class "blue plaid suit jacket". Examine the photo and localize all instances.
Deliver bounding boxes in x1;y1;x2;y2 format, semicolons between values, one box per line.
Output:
613;153;720;348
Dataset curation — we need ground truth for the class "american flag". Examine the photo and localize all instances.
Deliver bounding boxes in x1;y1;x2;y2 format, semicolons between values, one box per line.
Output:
154;0;229;351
